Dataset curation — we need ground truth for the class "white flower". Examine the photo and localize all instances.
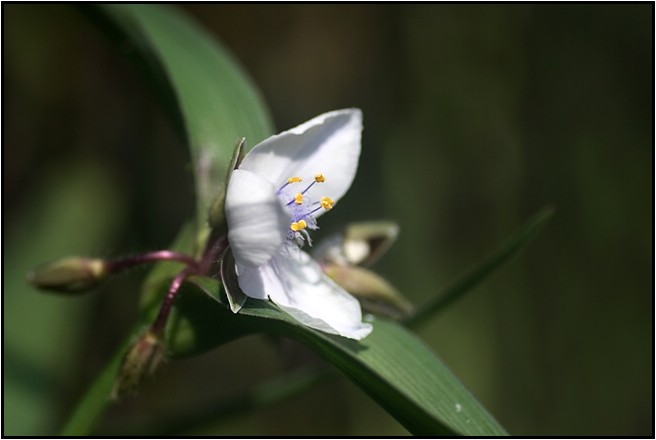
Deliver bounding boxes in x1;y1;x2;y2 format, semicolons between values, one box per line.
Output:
224;109;373;340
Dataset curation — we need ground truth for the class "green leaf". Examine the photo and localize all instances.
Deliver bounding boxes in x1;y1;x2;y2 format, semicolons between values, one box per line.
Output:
59;331;137;436
311;318;506;436
5;161;125;435
172;277;507;436
63;4;511;436
405;206;555;328
84;4;273;251
101;368;335;436
59;235;199;437
59;4;272;434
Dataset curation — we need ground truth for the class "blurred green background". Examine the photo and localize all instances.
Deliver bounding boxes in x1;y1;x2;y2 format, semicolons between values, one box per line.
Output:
3;4;652;436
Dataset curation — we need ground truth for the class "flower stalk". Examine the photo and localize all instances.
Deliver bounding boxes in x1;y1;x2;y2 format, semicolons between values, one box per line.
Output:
105;250;200;273
112;234;229;398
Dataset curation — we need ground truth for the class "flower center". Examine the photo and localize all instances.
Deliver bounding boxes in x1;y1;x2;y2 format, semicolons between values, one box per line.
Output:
277;173;334;246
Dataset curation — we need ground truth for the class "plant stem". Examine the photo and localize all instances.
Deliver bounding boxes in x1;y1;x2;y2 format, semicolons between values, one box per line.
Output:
149;235;228;335
107;250;199;273
150;267;194;335
199;235;228;274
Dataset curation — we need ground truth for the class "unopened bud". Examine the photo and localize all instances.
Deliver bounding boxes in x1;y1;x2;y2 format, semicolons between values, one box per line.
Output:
323;263;414;320
112;329;166;399
313;222;399;267
343;222;399;267
27;257;108;293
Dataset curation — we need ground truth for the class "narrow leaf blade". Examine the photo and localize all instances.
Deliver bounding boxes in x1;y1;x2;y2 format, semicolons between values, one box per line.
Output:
175;278;508;436
405;206;555;328
92;4;273;248
59;5;272;434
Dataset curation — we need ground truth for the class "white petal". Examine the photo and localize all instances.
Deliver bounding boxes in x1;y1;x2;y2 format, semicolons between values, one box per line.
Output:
238;247;372;340
239;109;362;216
225;169;289;267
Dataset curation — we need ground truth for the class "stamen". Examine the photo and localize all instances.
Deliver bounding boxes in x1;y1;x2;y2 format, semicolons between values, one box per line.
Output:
278;176;303;193
306;196;335;216
290;220;308;232
299;174;325;196
320;196;334;210
286;192;305;206
280;173;331;248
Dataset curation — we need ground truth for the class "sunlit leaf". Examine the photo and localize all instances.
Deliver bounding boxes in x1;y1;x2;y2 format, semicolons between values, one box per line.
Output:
171;277;507;436
61;4;510;436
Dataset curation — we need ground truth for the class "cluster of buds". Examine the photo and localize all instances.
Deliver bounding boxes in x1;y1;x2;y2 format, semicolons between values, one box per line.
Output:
27;220;409;397
27;141;248;398
313;222;413;320
27;243;227;399
28;138;410;395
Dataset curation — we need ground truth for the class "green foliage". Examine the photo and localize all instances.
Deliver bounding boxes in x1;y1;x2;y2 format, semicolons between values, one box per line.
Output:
406;206;555;328
189;275;507;435
4;163;125;436
59;332;135;436
6;3;651;437
55;3;565;436
85;4;273;251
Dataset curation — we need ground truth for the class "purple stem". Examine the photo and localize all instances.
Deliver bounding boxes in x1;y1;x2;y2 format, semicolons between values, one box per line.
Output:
148;235;229;336
199;235;229;274
106;250;199;273
150;267;193;335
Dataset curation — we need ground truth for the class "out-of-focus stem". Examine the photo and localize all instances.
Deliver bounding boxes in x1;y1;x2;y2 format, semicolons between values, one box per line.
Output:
106;250;199;273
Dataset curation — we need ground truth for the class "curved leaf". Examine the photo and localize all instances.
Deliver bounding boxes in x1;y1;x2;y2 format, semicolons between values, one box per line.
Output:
60;4;272;434
87;4;273;250
63;4;508;436
59;331;136;436
176;276;507;436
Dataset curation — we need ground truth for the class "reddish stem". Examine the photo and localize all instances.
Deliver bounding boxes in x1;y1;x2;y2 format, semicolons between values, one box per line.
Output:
148;235;229;336
106;250;199;273
199;235;229;274
150;267;194;335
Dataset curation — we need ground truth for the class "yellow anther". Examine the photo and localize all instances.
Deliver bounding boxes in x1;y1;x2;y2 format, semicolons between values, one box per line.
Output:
290;220;308;232
294;193;303;205
287;176;303;184
320;196;334;210
314;173;325;183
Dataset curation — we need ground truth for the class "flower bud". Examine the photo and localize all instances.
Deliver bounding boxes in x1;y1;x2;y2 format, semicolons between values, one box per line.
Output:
343;222;399;267
313;221;399;267
27;257;108;293
323;263;413;320
112;329;166;399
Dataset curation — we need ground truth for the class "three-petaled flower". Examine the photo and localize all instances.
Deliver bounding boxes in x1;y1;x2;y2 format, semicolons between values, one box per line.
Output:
225;109;373;340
